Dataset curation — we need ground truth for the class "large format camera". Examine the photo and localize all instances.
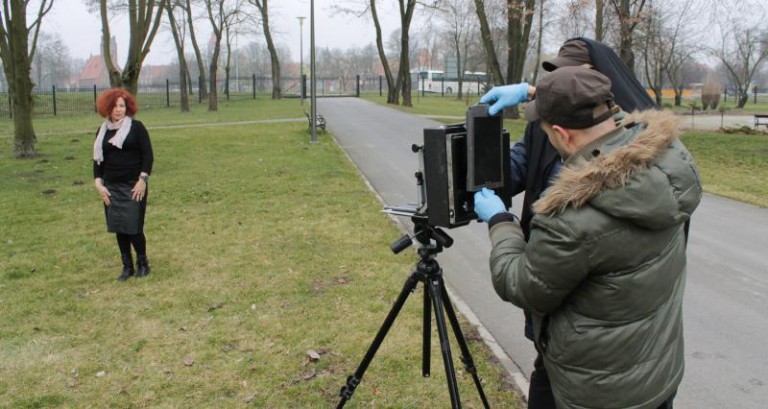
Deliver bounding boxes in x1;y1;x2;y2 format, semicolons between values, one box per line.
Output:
388;104;512;230
338;104;507;408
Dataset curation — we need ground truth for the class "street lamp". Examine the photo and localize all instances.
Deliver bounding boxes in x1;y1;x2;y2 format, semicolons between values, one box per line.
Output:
297;16;306;106
310;0;317;143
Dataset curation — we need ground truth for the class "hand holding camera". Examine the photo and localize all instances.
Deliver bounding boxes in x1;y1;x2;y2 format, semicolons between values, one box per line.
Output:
473;188;507;222
479;83;532;116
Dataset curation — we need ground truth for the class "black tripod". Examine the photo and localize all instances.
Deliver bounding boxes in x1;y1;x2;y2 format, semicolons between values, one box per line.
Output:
337;216;490;408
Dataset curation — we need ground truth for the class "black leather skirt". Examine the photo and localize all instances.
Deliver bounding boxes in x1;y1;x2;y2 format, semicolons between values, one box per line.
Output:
103;181;147;234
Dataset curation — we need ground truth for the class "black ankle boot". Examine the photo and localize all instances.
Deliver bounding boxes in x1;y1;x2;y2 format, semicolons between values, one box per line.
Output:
118;253;135;281
136;255;151;278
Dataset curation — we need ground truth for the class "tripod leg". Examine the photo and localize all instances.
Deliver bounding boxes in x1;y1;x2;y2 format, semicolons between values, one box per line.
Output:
438;276;491;409
426;276;462;409
337;271;422;409
423;281;432;377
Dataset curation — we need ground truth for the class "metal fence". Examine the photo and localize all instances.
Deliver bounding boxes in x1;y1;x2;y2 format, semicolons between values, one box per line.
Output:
0;74;493;119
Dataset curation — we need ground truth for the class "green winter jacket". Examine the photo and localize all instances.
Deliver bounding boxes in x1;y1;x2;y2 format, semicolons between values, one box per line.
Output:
488;110;702;409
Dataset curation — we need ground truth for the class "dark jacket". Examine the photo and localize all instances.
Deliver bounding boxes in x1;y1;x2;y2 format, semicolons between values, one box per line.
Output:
93;120;154;184
510;38;659;340
489;110;701;408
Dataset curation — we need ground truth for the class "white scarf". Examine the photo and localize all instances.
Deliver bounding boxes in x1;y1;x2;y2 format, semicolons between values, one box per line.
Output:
93;116;133;165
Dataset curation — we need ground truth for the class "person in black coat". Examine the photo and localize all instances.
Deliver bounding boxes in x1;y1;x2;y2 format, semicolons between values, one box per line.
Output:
479;38;658;409
93;88;154;281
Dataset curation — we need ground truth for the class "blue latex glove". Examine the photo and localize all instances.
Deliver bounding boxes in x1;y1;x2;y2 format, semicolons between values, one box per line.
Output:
473;188;507;222
479;83;530;116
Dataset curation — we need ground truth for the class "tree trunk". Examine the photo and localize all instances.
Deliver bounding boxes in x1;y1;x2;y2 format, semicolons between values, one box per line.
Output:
371;0;397;104
255;0;281;99
10;54;37;157
474;0;504;85
186;0;207;98
398;0;416;107
737;93;748;109
224;26;232;100
166;4;190;112
595;0;605;42
209;45;220;111
455;45;463;100
532;0;544;84
505;0;535;118
674;87;682;106
610;0;646;76
0;0;52;157
99;0;166;95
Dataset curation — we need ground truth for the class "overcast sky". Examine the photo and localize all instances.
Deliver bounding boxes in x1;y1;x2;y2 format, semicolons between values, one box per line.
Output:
46;0;402;66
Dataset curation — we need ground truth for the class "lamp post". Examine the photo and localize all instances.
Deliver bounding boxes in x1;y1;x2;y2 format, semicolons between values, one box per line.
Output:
310;0;317;143
297;16;306;106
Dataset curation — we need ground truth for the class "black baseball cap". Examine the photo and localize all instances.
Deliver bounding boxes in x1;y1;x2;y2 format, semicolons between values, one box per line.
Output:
542;40;592;72
525;66;615;129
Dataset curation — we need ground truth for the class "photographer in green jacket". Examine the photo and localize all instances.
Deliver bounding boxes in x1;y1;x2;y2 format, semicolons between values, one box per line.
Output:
474;66;701;409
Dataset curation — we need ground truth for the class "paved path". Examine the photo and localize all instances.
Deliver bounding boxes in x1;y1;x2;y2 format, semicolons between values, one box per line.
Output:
319;97;768;408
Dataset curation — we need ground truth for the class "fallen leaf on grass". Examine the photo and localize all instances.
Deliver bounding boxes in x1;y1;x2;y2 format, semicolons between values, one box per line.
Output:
183;356;195;366
300;369;316;381
307;350;321;362
244;392;259;403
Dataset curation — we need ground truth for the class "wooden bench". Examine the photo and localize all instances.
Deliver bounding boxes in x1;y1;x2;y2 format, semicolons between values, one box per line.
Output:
755;114;768;130
304;110;327;133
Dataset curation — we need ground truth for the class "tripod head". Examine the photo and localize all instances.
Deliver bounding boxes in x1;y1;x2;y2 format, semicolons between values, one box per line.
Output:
385;208;454;256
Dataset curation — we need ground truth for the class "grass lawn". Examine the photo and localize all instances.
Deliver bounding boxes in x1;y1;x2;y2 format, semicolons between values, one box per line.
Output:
0;100;523;408
2;93;765;408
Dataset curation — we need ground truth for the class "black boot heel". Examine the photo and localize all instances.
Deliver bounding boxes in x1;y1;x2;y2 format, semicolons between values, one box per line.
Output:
118;253;135;281
136;255;151;278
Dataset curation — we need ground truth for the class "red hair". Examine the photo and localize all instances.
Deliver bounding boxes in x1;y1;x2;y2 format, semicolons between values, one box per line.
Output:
96;88;139;118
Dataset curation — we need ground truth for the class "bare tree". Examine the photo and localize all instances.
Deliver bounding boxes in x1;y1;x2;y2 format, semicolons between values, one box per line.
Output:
505;0;535;118
608;0;647;75
249;0;280;99
595;0;605;41
98;0;168;95
0;0;54;158
243;41;271;76
531;0;545;84
33;32;71;89
394;0;418;106
715;30;767;108
439;0;476;100
560;0;594;39
221;9;249;100
638;0;696;106
372;0;399;103
203;0;242;111
329;1;438;106
185;0;207;98
474;0;504;85
166;0;190;111
475;0;512;86
331;0;403;105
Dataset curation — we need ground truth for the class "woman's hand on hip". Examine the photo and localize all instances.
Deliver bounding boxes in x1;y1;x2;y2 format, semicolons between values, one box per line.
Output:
96;186;112;206
132;179;147;202
95;179;111;206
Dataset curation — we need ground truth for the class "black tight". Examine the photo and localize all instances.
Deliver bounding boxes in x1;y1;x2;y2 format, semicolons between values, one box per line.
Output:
116;233;147;256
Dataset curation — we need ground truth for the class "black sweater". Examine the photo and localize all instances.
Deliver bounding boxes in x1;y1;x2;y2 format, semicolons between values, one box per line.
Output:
93;120;154;184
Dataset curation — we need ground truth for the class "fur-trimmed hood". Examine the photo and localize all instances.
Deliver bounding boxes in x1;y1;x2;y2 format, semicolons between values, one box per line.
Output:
532;110;701;230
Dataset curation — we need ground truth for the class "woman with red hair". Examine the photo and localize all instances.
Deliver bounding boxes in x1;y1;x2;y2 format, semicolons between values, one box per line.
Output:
92;88;154;281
